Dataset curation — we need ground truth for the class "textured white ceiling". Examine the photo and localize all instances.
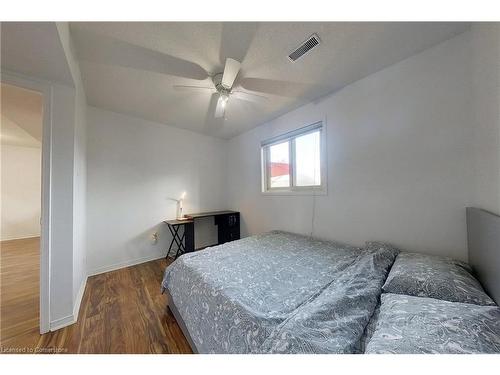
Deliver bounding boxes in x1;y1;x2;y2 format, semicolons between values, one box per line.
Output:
1;83;42;148
1;22;74;86
70;22;469;139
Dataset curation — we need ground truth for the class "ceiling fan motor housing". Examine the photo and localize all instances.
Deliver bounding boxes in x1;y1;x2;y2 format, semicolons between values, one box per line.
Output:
212;73;232;95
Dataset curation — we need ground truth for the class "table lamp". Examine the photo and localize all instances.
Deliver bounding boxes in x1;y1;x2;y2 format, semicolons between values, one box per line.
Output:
177;192;186;220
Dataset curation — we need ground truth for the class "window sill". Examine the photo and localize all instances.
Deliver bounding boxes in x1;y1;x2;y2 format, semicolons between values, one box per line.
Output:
261;187;327;196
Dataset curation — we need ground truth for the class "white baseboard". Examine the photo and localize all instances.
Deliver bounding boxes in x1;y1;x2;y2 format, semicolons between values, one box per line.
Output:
87;253;165;277
73;276;88;318
1;234;40;242
50;255;163;331
49;276;88;332
50;314;75;331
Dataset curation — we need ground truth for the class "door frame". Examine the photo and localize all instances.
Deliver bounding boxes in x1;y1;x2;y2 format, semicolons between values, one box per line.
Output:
2;70;52;334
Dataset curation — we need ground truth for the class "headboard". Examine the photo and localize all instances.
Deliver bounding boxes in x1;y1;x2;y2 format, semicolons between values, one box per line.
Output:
466;207;500;305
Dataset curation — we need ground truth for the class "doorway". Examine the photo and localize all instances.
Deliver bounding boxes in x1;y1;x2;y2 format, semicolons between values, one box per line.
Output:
0;82;44;347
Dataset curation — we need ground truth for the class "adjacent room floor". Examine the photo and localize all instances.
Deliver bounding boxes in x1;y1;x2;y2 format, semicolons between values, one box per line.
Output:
0;253;191;354
1;237;40;350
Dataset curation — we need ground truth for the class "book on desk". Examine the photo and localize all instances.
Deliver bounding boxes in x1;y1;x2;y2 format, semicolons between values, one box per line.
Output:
163;210;240;258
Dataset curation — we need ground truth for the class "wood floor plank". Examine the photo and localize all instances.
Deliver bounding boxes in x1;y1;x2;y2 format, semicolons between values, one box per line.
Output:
1;239;192;354
1;237;40;347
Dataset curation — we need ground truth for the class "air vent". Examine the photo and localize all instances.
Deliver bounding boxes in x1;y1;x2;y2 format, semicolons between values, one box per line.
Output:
288;34;321;62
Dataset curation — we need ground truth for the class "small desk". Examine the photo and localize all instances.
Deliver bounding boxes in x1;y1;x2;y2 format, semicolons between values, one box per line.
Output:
163;210;240;259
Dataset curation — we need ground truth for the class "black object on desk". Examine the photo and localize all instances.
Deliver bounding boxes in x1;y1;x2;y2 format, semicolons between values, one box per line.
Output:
163;210;240;259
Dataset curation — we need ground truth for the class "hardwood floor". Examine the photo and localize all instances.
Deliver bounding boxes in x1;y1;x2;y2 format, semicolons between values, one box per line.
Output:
1;241;192;354
0;237;40;350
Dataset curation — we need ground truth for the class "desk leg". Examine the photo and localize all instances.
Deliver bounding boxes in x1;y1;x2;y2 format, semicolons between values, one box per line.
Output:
166;225;177;259
184;222;195;253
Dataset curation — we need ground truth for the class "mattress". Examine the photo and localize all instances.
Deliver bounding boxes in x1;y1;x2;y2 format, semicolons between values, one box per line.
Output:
161;231;398;353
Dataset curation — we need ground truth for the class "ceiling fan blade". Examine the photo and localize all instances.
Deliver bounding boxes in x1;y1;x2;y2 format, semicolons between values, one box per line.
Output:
221;58;241;89
214;96;227;118
231;90;268;103
72;29;208;80
173;85;215;92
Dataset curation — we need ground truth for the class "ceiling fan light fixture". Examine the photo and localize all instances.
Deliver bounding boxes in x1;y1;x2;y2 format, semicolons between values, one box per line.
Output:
175;57;267;120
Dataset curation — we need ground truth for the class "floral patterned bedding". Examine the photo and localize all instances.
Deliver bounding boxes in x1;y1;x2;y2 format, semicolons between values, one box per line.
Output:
382;252;495;306
258;245;398;353
161;231;397;354
162;232;500;354
365;293;500;354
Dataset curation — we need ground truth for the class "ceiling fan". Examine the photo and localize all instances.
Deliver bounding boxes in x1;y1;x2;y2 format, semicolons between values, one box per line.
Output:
72;27;325;122
173;58;268;119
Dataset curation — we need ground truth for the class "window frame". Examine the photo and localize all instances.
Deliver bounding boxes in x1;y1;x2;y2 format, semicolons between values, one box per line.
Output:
261;122;327;195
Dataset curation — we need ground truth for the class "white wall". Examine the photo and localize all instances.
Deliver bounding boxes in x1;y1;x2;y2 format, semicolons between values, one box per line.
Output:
470;23;500;215
227;32;474;261
43;80;87;329
1;144;41;240
72;85;87;308
56;22;89;313
48;83;76;323
86;106;228;275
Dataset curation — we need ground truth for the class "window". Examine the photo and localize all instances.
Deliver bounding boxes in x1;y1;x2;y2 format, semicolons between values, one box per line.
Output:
261;122;325;194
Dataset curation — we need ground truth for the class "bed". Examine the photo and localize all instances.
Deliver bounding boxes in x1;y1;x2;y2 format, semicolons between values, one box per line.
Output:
161;208;500;354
